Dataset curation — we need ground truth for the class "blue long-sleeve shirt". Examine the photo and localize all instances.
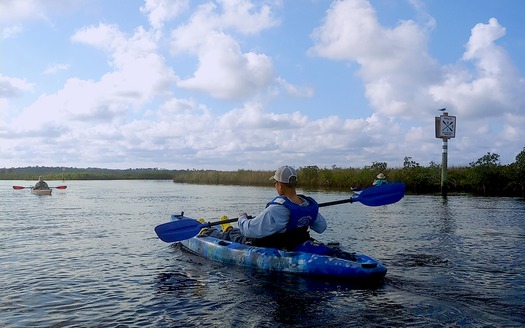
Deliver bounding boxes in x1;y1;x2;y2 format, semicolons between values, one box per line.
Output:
237;197;327;238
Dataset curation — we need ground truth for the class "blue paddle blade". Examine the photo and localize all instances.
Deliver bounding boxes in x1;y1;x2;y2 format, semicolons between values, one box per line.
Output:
354;182;406;206
154;219;205;242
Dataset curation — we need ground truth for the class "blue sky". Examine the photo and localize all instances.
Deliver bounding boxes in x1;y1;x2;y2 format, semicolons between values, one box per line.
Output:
1;0;524;171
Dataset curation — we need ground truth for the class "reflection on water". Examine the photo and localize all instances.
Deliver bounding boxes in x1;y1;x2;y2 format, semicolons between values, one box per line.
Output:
1;180;524;327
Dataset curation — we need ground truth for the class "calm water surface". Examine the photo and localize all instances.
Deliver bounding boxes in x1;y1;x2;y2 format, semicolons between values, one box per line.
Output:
1;180;524;327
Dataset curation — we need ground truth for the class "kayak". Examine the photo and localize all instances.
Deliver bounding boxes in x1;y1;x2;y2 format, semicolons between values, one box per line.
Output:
157;185;405;279
31;188;52;195
172;214;387;280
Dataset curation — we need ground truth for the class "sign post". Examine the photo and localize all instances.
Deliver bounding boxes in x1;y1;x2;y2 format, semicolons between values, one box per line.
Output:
435;109;456;197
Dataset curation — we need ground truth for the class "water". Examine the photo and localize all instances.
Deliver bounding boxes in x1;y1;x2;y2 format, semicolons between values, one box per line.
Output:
1;180;524;327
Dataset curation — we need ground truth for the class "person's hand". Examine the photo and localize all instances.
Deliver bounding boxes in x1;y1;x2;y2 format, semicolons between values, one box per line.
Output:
239;212;248;218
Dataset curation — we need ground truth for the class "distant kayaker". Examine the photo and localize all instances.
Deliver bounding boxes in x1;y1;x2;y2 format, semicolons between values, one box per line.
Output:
200;165;329;252
373;173;388;186
33;176;50;190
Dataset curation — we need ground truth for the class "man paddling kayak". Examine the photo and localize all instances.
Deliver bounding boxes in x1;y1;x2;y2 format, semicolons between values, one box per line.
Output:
201;165;329;252
239;165;327;250
33;176;50;190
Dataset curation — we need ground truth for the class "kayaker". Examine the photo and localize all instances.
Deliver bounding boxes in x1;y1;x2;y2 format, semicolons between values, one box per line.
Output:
33;176;50;190
373;173;388;186
238;165;328;250
200;165;328;252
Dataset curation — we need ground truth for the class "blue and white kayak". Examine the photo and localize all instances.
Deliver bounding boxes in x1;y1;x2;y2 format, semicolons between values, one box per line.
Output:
172;214;387;280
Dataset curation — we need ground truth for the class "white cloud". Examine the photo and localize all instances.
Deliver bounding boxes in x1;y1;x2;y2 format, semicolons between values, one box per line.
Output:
12;24;175;132
140;0;189;30
0;0;88;25
463;18;506;64
71;23;125;53
2;25;23;39
176;31;275;100
168;1;282;100
43;64;71;75
0;75;34;97
429;18;525;119
0;0;44;24
309;0;439;118
217;0;280;34
276;78;314;98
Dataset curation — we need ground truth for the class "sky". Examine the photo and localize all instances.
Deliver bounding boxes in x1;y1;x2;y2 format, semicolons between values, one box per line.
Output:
1;0;524;171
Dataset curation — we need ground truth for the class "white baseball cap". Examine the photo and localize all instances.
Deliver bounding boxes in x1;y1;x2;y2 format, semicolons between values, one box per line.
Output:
269;165;297;183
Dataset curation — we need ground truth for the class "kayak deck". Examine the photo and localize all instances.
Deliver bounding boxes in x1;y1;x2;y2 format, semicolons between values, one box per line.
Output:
174;215;387;280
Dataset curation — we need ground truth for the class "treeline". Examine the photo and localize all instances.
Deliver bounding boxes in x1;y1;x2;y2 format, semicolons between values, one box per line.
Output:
0;166;181;180
2;148;524;197
171;149;525;197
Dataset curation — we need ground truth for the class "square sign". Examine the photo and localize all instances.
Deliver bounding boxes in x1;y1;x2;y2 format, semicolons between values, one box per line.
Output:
435;115;456;139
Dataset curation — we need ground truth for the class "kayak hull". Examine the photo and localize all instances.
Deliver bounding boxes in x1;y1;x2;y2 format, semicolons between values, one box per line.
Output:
31;188;52;195
174;215;387;280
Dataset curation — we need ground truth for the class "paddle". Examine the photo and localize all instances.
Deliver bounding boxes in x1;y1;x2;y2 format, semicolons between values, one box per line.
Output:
53;186;68;189
321;182;405;207
13;185;68;190
155;182;406;243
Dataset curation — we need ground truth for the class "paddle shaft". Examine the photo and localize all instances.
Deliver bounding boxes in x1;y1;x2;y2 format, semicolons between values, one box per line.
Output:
201;198;353;227
206;217;240;227
319;198;352;207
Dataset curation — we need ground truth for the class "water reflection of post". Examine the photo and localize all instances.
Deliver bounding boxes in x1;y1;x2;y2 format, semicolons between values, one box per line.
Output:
439;197;454;235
